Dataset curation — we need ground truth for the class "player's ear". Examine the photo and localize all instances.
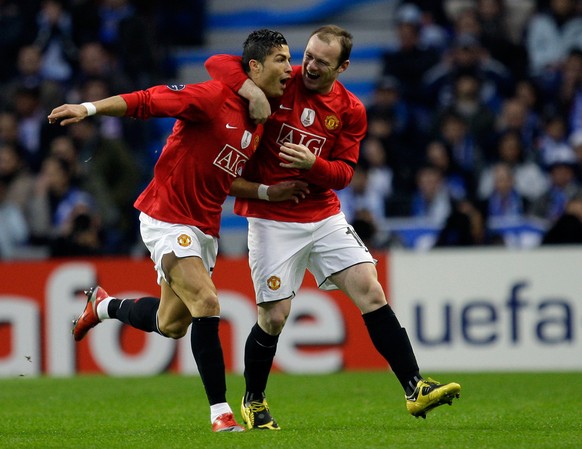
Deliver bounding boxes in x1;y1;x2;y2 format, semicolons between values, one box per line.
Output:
336;60;349;74
248;59;262;74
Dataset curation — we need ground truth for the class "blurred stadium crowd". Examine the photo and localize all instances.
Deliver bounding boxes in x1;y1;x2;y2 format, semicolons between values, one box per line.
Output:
1;0;582;260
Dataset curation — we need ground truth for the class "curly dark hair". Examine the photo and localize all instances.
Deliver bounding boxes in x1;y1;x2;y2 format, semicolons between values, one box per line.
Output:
242;29;288;73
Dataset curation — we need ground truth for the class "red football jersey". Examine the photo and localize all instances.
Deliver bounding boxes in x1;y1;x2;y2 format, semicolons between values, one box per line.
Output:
205;56;367;222
121;81;262;237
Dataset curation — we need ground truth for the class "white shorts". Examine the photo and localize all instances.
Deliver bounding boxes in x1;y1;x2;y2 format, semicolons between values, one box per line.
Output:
247;212;375;303
139;212;218;285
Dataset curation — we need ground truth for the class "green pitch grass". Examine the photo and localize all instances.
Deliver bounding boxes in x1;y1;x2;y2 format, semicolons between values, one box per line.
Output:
0;372;580;449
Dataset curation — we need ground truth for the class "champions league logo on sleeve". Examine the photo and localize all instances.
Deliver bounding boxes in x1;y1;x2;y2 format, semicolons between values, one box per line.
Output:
167;84;186;91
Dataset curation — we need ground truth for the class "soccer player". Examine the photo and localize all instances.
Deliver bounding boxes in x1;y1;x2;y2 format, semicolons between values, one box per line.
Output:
47;29;308;433
205;25;461;430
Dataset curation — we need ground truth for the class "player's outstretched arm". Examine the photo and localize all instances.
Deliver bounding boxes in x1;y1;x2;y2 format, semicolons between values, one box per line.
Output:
47;96;128;126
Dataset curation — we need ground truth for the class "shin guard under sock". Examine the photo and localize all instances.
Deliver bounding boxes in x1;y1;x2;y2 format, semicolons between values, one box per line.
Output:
363;304;420;395
115;297;161;334
244;323;279;400
191;317;227;405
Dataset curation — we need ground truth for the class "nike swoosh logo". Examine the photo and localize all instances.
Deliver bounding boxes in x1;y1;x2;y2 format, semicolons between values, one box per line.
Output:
279;105;293;110
225;124;238;129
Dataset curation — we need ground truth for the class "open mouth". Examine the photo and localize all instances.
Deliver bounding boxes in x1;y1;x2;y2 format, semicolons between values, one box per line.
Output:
305;70;320;80
280;77;290;88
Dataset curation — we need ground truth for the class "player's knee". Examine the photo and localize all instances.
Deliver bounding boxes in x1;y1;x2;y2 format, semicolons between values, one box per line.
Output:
369;283;387;306
355;280;387;313
262;310;287;334
158;316;190;339
192;288;220;316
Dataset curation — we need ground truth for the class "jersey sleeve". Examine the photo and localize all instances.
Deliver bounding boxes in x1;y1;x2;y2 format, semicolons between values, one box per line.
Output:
121;82;226;122
302;158;355;190
205;55;249;93
302;98;367;190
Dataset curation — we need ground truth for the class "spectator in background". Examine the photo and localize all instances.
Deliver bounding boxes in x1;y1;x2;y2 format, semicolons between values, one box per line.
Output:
96;0;160;88
536;112;571;167
494;97;540;160
366;107;417;211
553;49;582;133
358;136;394;221
0;142;36;221
475;0;529;80
513;78;544;146
0;176;29;259
530;149;581;222
435;198;486;247
0;111;26;156
28;155;98;252
425;140;468;201
410;164;452;226
481;162;527;220
367;76;412;140
434;110;483;195
48;135;83;183
66;117;142;253
12;85;61;172
12;84;68;172
410;2;449;52
569;129;582;180
1;44;66;111
478;130;549;203
422;32;514;114
431;72;496;151
50;202;103;257
33;0;78;84
338;165;386;247
542;191;582;244
525;0;582;87
71;42;132;100
451;3;482;38
403;0;450;29
0;0;38;84
381;3;441;133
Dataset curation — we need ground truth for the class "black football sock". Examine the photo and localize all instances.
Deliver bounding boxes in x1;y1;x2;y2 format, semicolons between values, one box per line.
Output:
191;317;227;405
115;297;162;334
244;322;279;402
363;304;421;396
107;299;122;318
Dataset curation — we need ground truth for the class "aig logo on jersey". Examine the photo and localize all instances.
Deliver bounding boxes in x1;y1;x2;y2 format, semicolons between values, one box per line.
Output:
166;84;186;91
214;144;249;177
276;124;327;156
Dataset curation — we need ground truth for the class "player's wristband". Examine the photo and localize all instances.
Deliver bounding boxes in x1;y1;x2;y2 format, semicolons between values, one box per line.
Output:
257;184;270;201
81;102;97;116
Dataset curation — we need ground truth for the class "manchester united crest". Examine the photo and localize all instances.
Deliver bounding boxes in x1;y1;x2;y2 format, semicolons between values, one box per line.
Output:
267;275;281;291
325;115;340;130
177;234;192;247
